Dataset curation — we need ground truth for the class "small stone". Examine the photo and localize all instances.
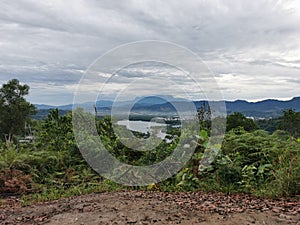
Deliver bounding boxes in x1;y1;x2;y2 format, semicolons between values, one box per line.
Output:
272;207;281;213
279;214;292;220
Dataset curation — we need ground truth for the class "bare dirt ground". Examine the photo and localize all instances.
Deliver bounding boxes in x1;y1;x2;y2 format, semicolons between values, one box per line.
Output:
0;191;299;225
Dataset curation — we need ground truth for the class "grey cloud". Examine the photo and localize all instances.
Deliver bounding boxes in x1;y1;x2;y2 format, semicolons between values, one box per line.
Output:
285;78;300;84
0;0;299;104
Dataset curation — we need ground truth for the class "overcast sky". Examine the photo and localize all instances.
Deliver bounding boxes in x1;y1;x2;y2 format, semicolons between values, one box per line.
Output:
0;0;299;105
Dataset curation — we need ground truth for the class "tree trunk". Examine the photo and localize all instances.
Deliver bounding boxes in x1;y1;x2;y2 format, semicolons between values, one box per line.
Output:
5;133;12;144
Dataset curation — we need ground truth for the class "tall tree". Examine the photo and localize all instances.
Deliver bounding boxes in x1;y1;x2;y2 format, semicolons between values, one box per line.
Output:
0;79;36;143
279;109;300;138
226;112;258;132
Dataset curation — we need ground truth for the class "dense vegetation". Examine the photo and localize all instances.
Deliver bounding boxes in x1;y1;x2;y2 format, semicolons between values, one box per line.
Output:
0;79;299;204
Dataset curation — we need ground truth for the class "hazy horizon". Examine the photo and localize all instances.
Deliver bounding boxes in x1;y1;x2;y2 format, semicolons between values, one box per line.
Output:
32;95;299;107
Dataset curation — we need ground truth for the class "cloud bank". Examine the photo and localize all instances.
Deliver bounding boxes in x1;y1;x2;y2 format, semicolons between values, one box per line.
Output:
0;0;299;105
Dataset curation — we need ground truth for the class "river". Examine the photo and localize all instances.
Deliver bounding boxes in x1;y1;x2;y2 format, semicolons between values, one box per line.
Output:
116;120;168;139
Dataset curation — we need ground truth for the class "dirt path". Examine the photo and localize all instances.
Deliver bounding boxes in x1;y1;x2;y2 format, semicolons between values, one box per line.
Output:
1;191;299;225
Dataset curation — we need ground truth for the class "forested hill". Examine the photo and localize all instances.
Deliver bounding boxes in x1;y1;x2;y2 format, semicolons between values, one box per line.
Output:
34;96;300;119
223;97;300;118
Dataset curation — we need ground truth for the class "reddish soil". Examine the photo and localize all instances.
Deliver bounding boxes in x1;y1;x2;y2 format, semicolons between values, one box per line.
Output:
0;191;299;225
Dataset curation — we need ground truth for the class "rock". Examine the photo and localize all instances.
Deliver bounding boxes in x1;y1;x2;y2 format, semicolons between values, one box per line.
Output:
279;213;292;220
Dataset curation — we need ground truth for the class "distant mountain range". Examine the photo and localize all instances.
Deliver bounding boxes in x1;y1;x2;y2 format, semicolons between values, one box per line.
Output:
34;96;300;119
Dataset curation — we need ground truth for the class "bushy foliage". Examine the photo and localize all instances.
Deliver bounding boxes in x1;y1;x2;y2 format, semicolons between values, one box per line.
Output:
226;112;258;132
96;116;178;166
0;108;299;200
197;128;300;196
0;110;101;197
